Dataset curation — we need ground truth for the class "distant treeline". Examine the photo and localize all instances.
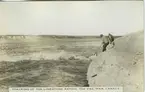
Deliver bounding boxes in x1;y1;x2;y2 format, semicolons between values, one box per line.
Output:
39;35;122;39
0;35;26;39
0;35;122;39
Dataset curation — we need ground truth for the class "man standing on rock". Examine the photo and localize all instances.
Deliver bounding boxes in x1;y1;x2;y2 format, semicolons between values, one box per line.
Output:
100;34;109;52
108;33;115;46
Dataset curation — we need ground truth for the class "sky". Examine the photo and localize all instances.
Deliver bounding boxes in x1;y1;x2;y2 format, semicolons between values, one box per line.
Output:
0;1;143;36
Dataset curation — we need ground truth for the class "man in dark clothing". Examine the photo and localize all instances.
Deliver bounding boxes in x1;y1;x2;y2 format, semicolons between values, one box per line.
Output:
100;34;109;52
108;33;115;46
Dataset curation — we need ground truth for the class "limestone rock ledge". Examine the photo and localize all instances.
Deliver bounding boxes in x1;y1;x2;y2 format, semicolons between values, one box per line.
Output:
87;31;144;92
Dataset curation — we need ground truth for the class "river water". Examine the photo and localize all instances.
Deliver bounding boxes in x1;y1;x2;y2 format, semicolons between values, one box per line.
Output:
0;37;101;88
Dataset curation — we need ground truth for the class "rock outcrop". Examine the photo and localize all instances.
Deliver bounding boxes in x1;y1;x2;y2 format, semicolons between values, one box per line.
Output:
87;31;144;92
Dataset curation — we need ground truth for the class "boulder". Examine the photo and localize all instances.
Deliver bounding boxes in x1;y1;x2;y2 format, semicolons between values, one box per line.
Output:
87;31;144;92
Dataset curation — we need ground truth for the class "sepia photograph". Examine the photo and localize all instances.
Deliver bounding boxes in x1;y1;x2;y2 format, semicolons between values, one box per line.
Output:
0;1;144;92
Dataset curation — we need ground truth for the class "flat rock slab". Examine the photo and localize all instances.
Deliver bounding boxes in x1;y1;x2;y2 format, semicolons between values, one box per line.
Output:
87;31;144;92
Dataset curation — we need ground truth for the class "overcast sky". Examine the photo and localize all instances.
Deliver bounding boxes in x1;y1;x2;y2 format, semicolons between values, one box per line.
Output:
0;1;143;36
